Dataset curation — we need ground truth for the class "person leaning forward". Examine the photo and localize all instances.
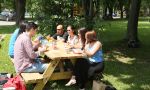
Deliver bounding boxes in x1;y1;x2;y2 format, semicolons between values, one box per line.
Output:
14;22;48;73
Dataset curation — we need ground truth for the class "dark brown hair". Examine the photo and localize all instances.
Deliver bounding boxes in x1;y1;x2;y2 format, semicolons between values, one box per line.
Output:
78;27;88;49
26;22;38;31
17;20;28;38
67;25;76;35
85;30;97;43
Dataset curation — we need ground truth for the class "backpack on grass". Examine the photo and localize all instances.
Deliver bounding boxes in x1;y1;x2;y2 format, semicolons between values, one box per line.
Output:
0;73;12;85
3;75;26;90
0;73;13;89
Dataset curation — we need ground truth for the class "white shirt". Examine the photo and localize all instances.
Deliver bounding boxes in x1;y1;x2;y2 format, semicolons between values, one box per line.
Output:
67;35;78;45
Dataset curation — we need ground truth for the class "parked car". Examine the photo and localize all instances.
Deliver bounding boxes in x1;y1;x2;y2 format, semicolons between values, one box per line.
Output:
0;10;15;21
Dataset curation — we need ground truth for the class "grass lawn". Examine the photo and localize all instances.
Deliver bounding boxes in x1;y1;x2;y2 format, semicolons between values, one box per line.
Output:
0;19;150;90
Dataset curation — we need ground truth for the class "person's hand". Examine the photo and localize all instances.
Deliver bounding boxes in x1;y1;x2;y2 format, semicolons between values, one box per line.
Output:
38;46;47;55
32;39;41;51
39;46;47;52
46;36;51;40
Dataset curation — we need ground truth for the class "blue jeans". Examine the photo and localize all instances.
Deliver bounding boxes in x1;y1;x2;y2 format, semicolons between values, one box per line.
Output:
23;58;48;73
9;55;14;58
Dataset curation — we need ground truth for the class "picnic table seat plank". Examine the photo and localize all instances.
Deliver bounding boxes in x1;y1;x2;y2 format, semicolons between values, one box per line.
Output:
21;73;43;84
50;71;72;80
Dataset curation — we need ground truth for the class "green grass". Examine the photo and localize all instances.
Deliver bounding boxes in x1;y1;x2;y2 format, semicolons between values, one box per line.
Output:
97;19;150;90
0;25;16;34
0;25;16;73
0;19;150;90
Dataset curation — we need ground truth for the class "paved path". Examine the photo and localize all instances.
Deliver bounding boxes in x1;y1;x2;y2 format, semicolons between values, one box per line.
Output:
0;21;15;26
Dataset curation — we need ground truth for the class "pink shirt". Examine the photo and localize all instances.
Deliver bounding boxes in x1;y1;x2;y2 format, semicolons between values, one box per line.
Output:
14;32;38;73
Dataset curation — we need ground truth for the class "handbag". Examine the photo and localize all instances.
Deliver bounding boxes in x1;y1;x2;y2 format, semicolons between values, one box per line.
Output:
3;75;26;90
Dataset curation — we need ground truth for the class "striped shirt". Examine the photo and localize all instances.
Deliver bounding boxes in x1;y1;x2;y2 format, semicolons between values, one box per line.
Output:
14;32;38;73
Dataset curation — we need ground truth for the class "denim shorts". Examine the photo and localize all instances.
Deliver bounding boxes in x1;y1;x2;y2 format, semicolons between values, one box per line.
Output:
23;58;48;73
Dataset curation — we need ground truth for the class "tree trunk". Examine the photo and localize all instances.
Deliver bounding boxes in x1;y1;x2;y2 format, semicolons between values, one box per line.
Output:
103;7;107;19
83;0;94;30
94;0;100;17
16;0;26;25
125;7;129;19
108;7;113;19
126;0;141;48
120;6;123;19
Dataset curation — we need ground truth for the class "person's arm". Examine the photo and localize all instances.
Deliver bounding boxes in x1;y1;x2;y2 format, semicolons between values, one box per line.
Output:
84;41;101;57
62;32;68;42
73;42;82;49
32;40;41;51
52;33;57;40
23;38;39;59
74;35;79;45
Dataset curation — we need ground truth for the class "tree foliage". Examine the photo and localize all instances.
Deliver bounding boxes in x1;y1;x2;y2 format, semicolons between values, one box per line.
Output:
26;0;88;35
0;0;15;12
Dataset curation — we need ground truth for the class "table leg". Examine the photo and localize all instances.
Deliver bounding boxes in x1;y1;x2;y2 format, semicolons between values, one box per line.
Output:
59;61;64;72
33;59;60;90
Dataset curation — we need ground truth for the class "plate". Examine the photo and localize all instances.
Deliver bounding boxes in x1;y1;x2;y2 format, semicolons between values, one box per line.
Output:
72;49;83;54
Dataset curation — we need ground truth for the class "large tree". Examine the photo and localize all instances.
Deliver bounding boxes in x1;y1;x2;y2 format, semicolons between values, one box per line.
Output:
127;0;141;47
15;0;26;25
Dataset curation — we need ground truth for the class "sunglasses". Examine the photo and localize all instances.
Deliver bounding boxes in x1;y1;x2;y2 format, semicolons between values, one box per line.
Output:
67;30;71;31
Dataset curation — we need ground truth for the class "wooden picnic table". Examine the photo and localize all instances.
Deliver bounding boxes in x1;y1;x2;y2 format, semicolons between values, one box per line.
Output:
21;41;86;90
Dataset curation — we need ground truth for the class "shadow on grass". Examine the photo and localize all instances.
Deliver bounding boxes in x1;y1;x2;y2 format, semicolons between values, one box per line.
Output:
27;80;92;90
104;40;150;90
105;60;150;90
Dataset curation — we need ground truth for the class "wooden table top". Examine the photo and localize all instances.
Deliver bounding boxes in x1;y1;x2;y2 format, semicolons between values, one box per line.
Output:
44;41;86;60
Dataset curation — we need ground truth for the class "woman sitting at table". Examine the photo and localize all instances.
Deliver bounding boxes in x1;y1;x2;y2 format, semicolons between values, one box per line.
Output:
66;25;78;46
63;25;78;76
84;30;104;80
66;30;104;90
65;28;89;90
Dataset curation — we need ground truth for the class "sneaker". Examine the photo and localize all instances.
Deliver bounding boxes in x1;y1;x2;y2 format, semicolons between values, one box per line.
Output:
65;79;76;86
